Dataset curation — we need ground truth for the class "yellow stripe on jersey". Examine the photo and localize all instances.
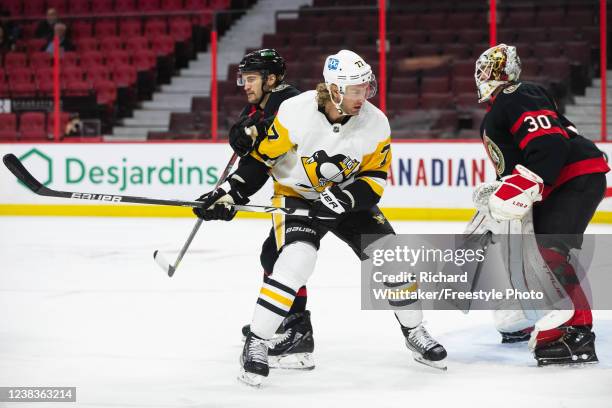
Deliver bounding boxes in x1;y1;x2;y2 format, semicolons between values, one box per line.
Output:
260;287;294;307
273;182;303;198
271;195;285;250
360;137;392;174
359;176;385;196
251;115;294;165
357;137;392;197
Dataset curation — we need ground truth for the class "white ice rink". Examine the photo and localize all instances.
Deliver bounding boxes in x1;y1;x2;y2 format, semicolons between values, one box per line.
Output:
1;217;611;408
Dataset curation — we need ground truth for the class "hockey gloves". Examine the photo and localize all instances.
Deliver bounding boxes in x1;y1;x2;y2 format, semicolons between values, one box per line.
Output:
229;112;262;157
310;185;354;217
193;180;249;221
488;165;543;221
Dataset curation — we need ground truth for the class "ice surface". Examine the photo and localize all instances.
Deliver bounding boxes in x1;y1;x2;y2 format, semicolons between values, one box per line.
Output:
0;217;610;408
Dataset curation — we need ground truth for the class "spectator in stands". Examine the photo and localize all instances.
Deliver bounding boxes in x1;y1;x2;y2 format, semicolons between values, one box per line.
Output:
35;8;59;39
43;23;75;54
0;25;15;54
0;10;21;45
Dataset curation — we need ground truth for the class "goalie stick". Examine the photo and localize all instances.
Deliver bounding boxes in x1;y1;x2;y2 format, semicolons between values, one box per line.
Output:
2;153;329;216
154;152;238;277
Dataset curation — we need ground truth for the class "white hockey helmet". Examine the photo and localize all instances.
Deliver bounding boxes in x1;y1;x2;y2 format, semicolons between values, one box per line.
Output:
475;44;521;103
323;50;377;113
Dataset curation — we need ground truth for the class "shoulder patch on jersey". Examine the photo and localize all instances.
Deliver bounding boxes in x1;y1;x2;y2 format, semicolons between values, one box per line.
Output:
298;150;360;192
483;132;505;176
503;82;522;94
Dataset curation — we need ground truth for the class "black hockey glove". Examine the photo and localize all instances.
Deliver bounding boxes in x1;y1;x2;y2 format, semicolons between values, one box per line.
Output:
193;185;248;221
309;185;354;218
229;112;262;157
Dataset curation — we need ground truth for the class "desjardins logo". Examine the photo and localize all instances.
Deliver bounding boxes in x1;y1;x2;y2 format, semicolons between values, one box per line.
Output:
18;148;53;186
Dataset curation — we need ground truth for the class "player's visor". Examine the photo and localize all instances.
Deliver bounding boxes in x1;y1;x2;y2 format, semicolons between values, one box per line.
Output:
343;75;377;100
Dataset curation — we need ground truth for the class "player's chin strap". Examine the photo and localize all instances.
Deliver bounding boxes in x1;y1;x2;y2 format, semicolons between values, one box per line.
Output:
327;84;349;115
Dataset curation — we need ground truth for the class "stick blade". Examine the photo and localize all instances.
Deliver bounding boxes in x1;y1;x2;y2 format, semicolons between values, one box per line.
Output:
3;153;44;193
153;250;176;277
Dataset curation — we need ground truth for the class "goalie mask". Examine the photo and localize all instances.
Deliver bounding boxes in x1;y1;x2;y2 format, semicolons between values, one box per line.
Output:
323;49;377;115
475;44;521;103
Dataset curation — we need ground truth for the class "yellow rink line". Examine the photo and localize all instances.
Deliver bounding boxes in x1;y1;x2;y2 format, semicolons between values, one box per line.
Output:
2;204;612;224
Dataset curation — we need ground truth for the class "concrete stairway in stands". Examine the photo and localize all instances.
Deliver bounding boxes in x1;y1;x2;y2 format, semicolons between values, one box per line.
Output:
566;72;612;141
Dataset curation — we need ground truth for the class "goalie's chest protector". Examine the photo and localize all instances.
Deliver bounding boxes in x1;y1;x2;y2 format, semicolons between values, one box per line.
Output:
268;91;386;200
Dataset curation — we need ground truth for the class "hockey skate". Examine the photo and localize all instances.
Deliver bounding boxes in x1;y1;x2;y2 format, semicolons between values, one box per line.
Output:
238;332;270;388
242;311;315;370
500;327;533;344
402;323;448;370
534;326;599;367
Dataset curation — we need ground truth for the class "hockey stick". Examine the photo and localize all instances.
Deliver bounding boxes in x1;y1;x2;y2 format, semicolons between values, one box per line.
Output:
153;152;238;277
2;153;329;216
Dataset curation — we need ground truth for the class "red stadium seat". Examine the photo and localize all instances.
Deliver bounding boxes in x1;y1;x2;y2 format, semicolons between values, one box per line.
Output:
150;35;175;56
420;93;453;109
95;20;117;36
25;38;47;53
106;50;131;66
46;0;67;13
138;0;161;11
99;36;124;53
19;112;47;140
144;19;167;36
0;113;18;139
93;80;117;105
125;36;150;51
61;66;84;83
532;42;561;59
389;77;419;95
169;17;193;41
86;65;112;83
71;21;93;38
62;52;80;68
29;52;52;69
23;0;46;16
422;77;450;94
112;64;137;87
65;80;92;96
428;30;456;45
503;11;536;28
542;58;571;81
0;81;10;98
80;51;104;68
119;19;142;38
36;79;55;96
185;0;207;9
162;0;183;10
133;49;156;71
4;53;27;69
114;0;137;12
7;67;33;83
3;0;22;17
92;0;114;12
74;37;99;52
452;77;475;95
67;0;90;13
35;67;54;84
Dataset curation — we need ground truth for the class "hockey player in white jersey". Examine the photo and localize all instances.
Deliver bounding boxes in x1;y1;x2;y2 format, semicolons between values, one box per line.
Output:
193;50;447;387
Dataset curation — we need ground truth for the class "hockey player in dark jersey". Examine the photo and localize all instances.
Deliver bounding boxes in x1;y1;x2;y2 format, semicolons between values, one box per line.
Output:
199;49;315;369
473;44;609;366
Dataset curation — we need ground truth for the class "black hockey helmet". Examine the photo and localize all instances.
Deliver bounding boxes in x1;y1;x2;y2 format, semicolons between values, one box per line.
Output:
237;48;286;85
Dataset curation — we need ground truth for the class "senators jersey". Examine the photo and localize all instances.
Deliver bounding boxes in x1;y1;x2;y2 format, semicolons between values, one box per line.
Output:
250;90;392;207
239;83;301;135
480;82;609;198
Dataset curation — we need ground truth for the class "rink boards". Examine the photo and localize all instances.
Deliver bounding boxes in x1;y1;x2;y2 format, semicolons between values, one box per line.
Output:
1;142;612;222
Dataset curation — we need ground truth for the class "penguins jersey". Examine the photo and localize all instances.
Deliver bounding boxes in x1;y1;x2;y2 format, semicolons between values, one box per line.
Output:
250;90;392;207
480;82;609;198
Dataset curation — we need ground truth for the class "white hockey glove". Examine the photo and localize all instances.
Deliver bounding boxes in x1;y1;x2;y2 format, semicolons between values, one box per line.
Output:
488;165;543;221
311;185;354;217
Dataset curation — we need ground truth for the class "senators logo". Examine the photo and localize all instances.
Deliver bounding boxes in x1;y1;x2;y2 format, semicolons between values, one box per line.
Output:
483;133;505;176
298;150;359;192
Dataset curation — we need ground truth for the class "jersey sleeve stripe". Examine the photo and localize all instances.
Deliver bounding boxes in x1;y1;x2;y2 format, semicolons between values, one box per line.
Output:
357;170;388;180
518;126;569;150
359;176;385;196
510;109;558;135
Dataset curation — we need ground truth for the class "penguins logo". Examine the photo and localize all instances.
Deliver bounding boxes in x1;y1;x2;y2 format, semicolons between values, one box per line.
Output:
299;150;359;192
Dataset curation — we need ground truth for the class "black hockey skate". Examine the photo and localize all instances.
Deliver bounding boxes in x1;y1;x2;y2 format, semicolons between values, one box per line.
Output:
500;328;533;344
238;332;270;387
242;311;315;370
534;326;599;367
402;324;447;370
